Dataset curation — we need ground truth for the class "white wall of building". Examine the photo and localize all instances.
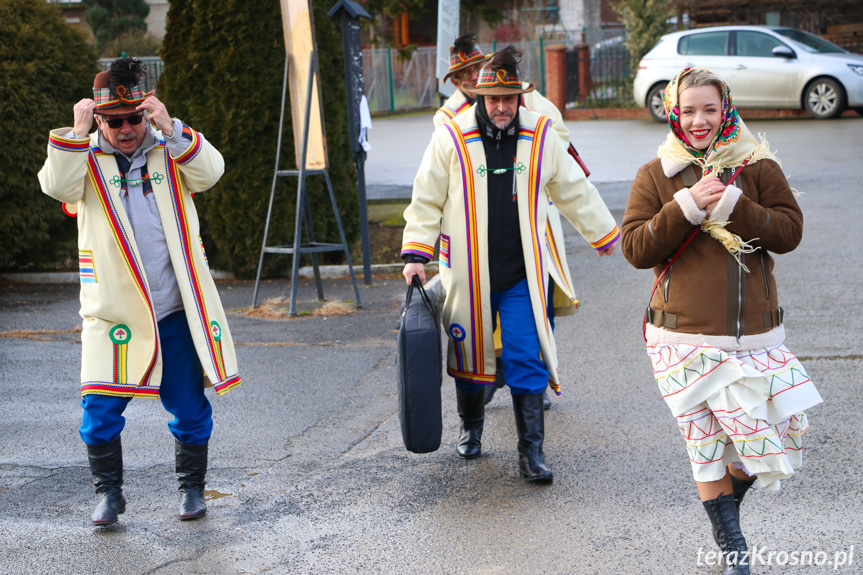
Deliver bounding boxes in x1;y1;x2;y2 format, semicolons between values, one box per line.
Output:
559;0;601;36
146;0;169;40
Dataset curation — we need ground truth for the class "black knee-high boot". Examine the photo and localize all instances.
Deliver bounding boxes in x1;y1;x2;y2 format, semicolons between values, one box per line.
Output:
512;393;553;483
456;389;485;459
87;437;126;526
703;493;751;575
175;440;208;520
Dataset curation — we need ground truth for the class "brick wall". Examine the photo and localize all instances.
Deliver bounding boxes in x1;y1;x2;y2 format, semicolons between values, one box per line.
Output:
544;44;567;112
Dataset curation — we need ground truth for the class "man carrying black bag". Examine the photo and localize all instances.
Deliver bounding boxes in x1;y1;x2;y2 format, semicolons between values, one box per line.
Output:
400;47;619;484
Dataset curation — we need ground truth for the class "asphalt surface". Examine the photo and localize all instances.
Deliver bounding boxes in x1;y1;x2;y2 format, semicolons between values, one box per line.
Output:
1;115;862;575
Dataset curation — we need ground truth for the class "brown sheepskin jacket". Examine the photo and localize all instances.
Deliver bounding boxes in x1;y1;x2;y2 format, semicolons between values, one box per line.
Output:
621;157;803;349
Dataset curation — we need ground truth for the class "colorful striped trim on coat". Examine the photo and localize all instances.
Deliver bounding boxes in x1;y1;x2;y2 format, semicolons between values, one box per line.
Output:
81;381;161;398
199;235;209;267
527;117;562;395
400;242;435;259
446;367;497;384
164;146;228;383
545;222;578;307
461;128;481;144
49;134;90;153
590;226;621;251
517;127;535;141
78;249;97;283
527;118;550;332
449;323;467;371
440;100;471;120
173;127;202;165
444;122;485;375
439;234;451;267
87;147;160;390
213;373;242;396
110;324;132;384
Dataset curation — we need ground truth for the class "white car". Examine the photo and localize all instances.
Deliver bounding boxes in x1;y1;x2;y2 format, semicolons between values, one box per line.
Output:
633;25;863;121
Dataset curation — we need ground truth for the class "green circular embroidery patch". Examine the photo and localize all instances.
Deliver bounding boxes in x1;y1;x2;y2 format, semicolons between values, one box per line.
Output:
210;321;222;341
109;324;132;345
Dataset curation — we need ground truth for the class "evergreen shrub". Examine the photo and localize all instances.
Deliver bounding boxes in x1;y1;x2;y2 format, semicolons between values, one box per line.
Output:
160;0;359;278
0;0;98;271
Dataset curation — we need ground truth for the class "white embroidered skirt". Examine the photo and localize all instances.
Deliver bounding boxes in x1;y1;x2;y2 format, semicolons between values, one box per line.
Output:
648;342;823;492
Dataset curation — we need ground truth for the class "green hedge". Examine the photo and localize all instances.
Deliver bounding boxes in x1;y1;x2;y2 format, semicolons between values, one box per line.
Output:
159;0;359;278
0;0;98;271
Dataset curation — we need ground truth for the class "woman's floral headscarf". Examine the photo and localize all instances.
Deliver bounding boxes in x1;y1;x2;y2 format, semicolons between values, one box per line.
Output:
657;67;777;178
657;67;784;270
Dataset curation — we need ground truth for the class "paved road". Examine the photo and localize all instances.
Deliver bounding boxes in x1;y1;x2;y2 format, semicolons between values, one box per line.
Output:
1;116;861;574
365;113;677;202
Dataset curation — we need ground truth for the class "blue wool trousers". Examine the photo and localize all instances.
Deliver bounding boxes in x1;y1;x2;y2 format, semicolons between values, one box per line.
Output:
456;278;549;395
79;311;213;446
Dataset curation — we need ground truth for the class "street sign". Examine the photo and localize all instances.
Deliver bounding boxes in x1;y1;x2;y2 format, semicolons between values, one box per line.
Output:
436;0;460;98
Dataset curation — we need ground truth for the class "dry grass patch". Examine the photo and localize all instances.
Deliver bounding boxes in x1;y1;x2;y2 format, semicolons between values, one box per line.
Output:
313;301;355;317
238;297;358;320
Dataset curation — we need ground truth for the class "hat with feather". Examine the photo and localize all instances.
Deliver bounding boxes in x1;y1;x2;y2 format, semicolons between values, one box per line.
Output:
92;58;154;116
442;34;492;83
461;45;535;96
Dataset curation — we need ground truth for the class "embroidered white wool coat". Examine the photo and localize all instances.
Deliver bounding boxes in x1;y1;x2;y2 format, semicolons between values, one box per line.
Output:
435;88;580;316
38;128;241;398
402;108;619;391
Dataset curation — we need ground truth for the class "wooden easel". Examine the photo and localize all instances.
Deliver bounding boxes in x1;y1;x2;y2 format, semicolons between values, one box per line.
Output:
251;52;362;314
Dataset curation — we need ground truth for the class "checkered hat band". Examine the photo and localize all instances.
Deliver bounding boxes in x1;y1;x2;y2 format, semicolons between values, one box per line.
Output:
448;46;485;71
94;85;146;109
475;68;522;88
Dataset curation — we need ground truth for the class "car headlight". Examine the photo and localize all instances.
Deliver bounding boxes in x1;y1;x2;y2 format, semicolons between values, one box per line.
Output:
849;64;863;76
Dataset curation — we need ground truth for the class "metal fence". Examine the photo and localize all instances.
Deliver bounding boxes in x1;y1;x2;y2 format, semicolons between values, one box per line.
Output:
363;41;548;114
363;46;438;114
567;39;632;107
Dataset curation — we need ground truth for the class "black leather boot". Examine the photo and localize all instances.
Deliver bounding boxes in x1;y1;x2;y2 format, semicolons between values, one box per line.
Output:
456;389;485;459
512;393;553;484
175;440;208;520
86;437;126;526
485;357;507;405
712;473;756;546
703;494;751;575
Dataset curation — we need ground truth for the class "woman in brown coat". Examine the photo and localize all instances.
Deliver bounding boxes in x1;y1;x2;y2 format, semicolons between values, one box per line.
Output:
621;67;822;575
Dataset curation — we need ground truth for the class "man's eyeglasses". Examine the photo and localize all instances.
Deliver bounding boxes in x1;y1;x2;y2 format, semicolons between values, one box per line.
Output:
103;114;145;129
456;66;481;82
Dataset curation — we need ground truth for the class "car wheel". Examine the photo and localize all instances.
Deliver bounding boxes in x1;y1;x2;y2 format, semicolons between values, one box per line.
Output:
804;78;846;119
647;83;668;123
855;108;863;117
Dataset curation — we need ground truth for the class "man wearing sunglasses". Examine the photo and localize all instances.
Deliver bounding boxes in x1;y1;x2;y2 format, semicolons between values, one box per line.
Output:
38;58;241;527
